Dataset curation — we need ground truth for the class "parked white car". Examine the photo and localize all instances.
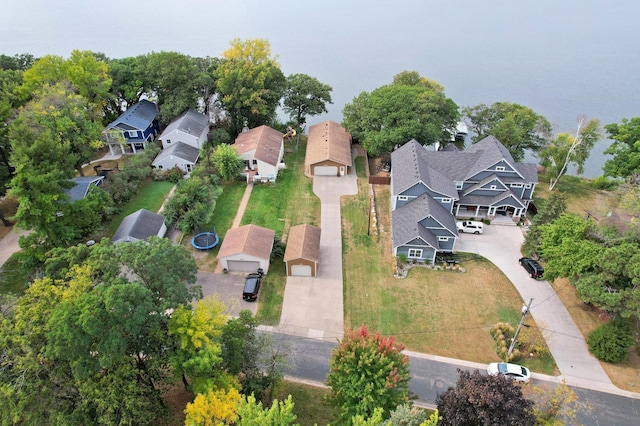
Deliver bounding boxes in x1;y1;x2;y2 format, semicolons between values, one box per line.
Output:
487;362;531;383
456;220;484;234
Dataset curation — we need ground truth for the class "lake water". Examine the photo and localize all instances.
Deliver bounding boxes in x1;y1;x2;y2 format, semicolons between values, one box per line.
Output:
2;0;639;177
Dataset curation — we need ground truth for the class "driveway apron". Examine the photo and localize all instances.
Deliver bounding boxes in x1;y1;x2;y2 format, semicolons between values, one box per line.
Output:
279;150;358;341
456;224;617;392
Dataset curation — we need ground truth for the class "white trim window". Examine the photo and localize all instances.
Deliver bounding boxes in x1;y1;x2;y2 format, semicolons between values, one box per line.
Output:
496;166;505;171
510;183;523;188
407;249;423;258
441;198;452;203
490;185;497;190
455;181;463;190
438;236;449;242
398;195;409;201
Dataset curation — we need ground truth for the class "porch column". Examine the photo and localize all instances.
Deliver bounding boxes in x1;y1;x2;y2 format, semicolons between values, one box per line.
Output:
475;206;480;216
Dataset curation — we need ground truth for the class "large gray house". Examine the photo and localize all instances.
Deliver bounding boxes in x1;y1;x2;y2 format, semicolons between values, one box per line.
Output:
391;136;538;263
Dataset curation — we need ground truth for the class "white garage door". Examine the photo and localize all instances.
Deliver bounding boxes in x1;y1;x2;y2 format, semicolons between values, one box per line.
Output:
291;264;312;277
314;166;337;176
227;260;261;273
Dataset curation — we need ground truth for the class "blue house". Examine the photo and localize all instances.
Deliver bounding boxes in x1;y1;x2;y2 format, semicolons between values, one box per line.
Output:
103;100;160;155
390;136;538;263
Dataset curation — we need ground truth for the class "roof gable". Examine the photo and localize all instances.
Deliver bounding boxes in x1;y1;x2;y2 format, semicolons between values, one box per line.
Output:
159;110;209;139
284;224;321;262
112;209;165;243
65;176;105;202
104;100;158;132
305;121;352;167
217;224;275;260
153;142;200;164
392;193;457;248
233;125;283;166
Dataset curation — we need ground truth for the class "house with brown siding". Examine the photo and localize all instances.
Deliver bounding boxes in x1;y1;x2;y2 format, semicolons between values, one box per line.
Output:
305;121;352;176
284;224;321;277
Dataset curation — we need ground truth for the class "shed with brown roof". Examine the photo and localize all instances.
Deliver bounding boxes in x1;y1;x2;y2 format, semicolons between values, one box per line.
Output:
305;121;352;176
283;224;321;277
217;224;275;274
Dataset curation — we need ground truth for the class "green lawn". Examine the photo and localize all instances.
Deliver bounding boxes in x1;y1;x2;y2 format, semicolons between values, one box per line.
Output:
105;180;175;237
241;141;320;235
341;173;557;374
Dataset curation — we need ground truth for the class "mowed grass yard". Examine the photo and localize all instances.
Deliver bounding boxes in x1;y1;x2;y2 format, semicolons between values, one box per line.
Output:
342;156;554;371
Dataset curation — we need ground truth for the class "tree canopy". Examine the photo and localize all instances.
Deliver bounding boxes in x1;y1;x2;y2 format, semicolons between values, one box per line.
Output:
214;38;285;136
436;369;534;426
539;117;602;190
325;325;411;424
463;102;552;162
342;71;459;156
603;117;640;179
282;73;333;127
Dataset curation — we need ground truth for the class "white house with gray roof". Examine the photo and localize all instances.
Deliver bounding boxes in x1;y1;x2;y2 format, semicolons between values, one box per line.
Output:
158;110;209;150
152;141;200;176
390;136;538;262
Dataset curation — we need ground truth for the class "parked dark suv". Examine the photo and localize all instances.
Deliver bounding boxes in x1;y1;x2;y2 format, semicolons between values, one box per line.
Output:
242;271;263;301
519;257;544;279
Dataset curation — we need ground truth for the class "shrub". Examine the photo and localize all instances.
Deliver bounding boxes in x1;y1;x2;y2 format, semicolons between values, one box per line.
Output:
490;322;520;362
587;317;634;363
590;175;620;190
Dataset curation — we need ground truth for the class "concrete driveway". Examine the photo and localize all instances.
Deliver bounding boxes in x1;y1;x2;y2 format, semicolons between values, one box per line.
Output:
456;223;617;392
197;271;258;316
278;151;358;341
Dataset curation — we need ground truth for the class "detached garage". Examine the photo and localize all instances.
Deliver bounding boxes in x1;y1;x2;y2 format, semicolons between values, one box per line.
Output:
217;224;275;274
305;121;352;177
284;224;321;277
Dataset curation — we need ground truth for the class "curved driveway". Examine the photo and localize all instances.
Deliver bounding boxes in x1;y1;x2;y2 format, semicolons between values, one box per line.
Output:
456;223;619;393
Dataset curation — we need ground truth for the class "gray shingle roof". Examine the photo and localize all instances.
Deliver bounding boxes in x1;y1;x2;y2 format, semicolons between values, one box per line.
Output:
391;140;459;198
65;176;104;202
153;142;200;164
112;209;166;244
392;193;456;248
104;100;158;133
159;110;209;139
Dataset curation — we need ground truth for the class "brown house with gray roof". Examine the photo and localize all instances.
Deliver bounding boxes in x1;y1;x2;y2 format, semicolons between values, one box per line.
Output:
284;224;321;277
305;121;352;176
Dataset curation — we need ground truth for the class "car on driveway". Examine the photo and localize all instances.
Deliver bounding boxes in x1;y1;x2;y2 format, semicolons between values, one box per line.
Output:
519;257;544;279
487;362;531;383
456;220;484;234
242;271;263;301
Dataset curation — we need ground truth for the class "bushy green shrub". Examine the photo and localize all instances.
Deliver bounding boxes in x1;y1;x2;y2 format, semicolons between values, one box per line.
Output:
587;317;634;363
590;175;620;190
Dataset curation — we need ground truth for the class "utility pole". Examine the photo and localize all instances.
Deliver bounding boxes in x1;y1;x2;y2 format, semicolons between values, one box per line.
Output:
508;298;533;357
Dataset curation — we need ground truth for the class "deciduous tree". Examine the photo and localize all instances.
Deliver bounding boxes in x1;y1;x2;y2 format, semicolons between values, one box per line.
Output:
463;102;552;162
212;143;243;182
603;117;640;179
169;296;228;392
325;325;411;424
436;369;534;426
540;117;602;190
342;72;459;156
184;387;242;426
137;51;201;122
282;73;333;127
214;38;285;135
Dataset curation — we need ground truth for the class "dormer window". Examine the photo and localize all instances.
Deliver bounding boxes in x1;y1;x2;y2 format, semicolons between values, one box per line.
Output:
496;166;505;171
455;181;463;190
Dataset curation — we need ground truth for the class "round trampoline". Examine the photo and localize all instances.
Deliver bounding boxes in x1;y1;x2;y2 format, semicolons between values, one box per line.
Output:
191;231;219;250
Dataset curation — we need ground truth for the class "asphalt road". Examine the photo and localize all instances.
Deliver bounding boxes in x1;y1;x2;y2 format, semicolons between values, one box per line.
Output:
271;332;640;425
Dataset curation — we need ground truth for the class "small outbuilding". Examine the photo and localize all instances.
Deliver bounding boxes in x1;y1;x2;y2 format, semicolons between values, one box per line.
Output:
217;224;275;274
305;121;352;177
112;209;167;244
152;141;200;176
283;224;321;277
